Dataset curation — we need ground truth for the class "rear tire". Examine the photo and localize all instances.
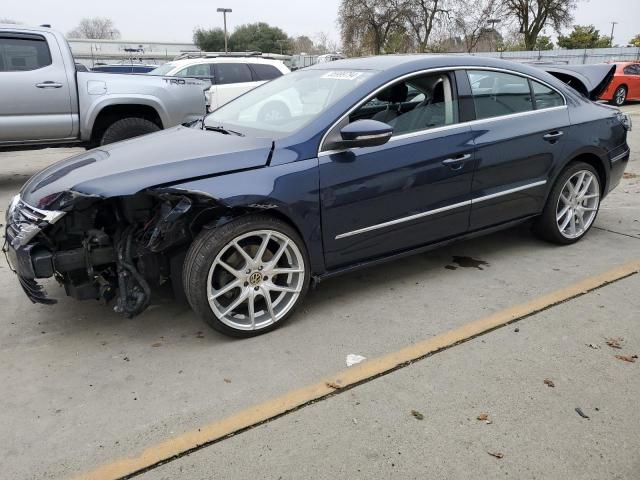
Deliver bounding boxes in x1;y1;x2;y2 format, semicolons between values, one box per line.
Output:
609;86;627;106
534;162;601;245
183;215;310;338
99;117;160;146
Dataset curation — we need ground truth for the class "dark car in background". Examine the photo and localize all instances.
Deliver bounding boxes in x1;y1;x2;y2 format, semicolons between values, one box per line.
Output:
4;55;631;337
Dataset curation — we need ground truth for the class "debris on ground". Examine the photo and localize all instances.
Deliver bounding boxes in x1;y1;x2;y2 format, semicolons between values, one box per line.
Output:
477;413;489;421
411;410;424;420
123;356;130;362
614;354;638;363
151;342;162;347
487;451;504;459
543;379;555;388
223;378;232;383
623;172;638;179
514;327;520;333
325;380;343;390
346;354;367;367
586;343;600;349
605;337;623;349
575;407;590;419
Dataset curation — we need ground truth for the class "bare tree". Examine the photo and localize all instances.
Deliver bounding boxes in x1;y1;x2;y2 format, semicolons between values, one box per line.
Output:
503;0;578;50
67;17;121;40
402;0;448;53
338;0;404;55
451;0;504;52
0;18;22;24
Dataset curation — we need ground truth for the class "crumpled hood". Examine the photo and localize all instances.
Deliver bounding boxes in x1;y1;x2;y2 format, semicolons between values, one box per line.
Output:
21;126;274;208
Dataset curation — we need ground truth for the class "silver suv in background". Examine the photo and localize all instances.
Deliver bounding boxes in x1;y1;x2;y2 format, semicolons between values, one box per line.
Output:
0;24;209;149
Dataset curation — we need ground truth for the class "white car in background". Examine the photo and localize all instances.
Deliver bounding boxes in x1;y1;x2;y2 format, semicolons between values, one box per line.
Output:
149;54;290;111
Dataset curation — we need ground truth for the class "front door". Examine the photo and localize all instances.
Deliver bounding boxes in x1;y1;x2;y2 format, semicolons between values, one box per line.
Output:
0;31;73;143
319;71;475;269
463;69;570;230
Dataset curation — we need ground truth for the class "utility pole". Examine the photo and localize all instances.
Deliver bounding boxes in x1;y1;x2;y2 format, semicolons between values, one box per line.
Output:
609;21;618;47
217;8;232;53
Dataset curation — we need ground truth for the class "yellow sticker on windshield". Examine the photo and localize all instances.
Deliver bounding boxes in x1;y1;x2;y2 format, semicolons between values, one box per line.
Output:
321;71;363;80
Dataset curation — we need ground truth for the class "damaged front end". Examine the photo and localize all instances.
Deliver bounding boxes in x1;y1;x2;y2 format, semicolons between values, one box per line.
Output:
3;190;220;317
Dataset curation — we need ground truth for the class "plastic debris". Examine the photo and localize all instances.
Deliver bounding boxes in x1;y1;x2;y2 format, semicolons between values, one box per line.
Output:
346;354;367;367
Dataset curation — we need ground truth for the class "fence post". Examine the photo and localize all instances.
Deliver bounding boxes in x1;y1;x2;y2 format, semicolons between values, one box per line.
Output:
582;48;587;64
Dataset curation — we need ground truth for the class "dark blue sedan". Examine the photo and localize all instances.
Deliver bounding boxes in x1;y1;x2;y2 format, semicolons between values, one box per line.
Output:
5;55;632;337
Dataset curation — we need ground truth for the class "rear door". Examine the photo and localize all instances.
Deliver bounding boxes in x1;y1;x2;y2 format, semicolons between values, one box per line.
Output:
623;64;640;99
463;69;569;230
0;31;73;142
212;62;261;108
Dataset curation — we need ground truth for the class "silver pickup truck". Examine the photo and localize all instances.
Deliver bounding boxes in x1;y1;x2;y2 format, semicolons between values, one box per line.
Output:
0;24;208;148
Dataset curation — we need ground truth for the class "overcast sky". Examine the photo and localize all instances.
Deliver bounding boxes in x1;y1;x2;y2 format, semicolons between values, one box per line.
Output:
3;0;639;46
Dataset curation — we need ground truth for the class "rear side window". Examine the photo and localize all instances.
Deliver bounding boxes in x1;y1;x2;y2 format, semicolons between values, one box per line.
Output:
0;35;52;72
531;80;564;109
467;70;533;119
250;63;283;81
623;64;640;75
214;63;253;84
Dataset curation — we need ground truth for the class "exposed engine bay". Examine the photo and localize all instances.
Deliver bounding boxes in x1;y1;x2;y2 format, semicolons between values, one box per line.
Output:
4;191;225;317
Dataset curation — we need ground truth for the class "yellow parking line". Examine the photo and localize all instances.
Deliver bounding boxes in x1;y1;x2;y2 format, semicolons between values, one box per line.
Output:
73;259;640;480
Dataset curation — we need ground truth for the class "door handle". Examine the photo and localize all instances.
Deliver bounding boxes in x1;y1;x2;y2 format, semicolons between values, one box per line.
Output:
543;131;564;142
442;153;472;170
36;82;63;89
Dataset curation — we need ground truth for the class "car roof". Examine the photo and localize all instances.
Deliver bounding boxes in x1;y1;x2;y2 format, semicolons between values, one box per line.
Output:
167;57;285;68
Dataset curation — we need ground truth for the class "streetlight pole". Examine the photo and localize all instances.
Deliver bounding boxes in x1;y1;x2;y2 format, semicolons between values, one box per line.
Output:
609;21;618;47
487;18;501;52
217;8;232;53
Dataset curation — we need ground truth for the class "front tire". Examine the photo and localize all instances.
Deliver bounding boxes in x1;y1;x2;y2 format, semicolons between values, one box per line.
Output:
183;215;310;337
610;86;627;106
534;162;601;244
99;117;160;146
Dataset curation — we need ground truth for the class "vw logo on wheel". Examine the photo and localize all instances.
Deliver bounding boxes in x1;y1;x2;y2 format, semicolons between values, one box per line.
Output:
249;271;263;286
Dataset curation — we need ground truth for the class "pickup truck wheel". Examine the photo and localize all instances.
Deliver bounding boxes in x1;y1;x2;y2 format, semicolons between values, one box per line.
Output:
183;215;310;338
99;117;160;145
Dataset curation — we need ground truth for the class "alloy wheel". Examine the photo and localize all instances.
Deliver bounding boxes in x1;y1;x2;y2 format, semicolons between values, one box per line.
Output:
206;230;305;331
615;87;626;106
555;170;600;239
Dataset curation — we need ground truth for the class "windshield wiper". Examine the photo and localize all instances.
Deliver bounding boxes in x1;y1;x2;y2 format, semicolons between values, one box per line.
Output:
203;125;244;136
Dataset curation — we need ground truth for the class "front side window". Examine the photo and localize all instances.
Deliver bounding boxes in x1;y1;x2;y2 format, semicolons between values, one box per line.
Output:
205;69;374;137
215;63;253;84
468;70;533;119
531;80;564;109
149;63;177;76
348;72;458;136
251;63;283;81
0;36;52;72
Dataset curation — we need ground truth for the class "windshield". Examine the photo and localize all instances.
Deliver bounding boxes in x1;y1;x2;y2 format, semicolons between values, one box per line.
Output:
204;69;374;138
149;63;177;75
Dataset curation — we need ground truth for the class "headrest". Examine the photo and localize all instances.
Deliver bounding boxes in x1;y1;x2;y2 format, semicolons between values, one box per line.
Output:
431;81;444;103
376;83;408;103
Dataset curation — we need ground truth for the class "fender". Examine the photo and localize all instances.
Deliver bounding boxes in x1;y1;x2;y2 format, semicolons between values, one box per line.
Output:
80;95;170;141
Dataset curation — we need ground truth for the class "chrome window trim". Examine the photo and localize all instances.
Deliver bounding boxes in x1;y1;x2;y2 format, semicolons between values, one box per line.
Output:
334;180;547;240
317;65;567;157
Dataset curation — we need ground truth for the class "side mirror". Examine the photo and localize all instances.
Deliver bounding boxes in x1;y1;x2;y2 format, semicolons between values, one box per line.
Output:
339;119;393;149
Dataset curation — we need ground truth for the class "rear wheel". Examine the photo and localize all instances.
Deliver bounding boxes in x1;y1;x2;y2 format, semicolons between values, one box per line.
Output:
99;117;160;145
610;86;627;106
534;162;601;244
183;215;310;337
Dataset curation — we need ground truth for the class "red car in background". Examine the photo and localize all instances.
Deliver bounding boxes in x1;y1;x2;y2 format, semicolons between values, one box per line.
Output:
599;62;640;106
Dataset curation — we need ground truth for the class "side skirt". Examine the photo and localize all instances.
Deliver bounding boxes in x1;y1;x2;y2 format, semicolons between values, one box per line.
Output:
312;215;538;285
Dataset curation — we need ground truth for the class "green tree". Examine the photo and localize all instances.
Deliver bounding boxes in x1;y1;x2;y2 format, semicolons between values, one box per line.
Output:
557;25;611;49
229;23;290;53
534;35;554;50
630;33;640;47
504;0;578;50
193;28;226;51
